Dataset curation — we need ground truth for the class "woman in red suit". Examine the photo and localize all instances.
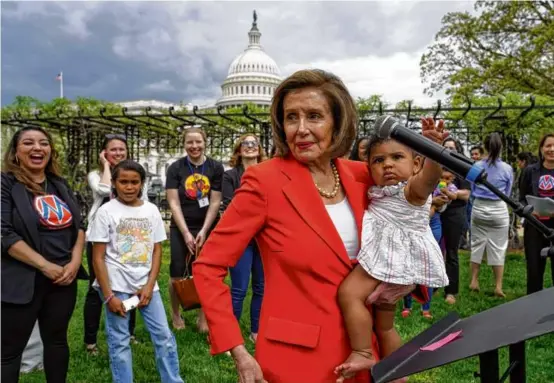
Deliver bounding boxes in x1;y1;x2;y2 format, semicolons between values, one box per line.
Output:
193;69;426;383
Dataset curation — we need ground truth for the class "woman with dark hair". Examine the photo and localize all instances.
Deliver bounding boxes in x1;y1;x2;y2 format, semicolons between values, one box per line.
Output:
469;133;514;297
221;134;267;344
165;127;224;331
193;69;428;382
1;127;87;382
440;137;471;305
349;137;369;162
519;133;554;294
84;134;144;355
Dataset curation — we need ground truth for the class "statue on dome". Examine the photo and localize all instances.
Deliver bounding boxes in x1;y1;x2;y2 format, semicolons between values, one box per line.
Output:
253;10;257;24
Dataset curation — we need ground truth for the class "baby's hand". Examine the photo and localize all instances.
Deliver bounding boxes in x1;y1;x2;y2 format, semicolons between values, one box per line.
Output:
421;117;448;144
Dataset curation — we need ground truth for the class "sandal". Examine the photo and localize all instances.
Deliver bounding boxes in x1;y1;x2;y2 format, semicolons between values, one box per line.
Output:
85;344;99;356
401;309;411;318
422;311;433;319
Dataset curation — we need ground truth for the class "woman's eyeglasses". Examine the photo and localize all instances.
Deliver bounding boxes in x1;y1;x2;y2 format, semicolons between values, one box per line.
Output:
241;140;258;148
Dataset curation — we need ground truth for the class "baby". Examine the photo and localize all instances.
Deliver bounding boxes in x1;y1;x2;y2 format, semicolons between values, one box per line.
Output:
433;168;459;213
335;117;449;382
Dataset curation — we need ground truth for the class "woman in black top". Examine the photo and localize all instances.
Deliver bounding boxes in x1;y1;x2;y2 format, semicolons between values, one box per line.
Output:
1;127;87;383
165;127;224;331
221;134;267;343
440;137;471;305
519;133;554;294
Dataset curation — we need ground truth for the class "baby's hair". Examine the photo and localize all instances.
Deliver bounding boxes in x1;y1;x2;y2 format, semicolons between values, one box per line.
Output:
366;134;418;162
111;160;146;198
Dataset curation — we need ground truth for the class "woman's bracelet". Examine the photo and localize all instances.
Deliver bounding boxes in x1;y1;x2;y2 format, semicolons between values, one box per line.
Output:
103;293;115;305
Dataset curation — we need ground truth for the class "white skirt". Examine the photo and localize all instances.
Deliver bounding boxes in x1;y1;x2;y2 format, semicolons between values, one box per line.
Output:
470;198;510;266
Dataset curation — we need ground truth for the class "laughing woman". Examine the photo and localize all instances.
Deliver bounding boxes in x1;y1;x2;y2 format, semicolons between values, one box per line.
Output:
1;127;87;383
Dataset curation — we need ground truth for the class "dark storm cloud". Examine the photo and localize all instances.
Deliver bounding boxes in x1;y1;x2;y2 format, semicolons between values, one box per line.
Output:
1;1;474;105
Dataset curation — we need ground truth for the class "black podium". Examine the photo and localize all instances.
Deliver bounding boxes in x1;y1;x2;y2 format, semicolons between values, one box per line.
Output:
371;287;554;383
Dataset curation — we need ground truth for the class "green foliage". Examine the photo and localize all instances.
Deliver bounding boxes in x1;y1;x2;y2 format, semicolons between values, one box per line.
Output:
421;1;554;99
355;95;389;118
443;93;554;157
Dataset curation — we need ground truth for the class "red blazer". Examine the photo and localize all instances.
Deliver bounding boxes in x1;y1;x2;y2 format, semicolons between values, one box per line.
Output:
193;155;426;383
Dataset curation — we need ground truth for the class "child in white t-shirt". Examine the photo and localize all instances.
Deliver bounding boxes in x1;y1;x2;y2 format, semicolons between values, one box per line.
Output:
88;160;183;383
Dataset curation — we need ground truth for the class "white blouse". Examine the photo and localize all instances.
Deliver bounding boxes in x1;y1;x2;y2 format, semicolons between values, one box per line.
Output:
325;198;359;259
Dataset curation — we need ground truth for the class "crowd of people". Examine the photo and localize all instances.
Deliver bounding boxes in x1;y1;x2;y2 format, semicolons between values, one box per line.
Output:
2;68;553;383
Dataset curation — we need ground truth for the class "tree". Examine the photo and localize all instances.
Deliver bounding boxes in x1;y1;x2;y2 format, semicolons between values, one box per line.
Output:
421;1;554;99
442;92;554;163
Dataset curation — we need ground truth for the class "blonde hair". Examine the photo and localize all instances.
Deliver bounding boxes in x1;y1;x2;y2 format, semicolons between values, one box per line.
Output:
228;134;267;168
182;127;207;144
270;69;358;158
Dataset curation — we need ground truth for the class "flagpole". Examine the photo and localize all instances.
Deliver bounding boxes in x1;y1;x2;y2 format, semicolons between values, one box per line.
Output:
60;71;64;99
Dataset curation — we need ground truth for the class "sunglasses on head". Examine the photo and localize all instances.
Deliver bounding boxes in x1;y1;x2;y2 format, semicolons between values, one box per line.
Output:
241;140;258;148
105;133;127;141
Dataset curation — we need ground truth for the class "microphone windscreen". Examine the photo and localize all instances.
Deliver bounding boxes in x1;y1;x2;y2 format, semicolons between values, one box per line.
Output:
373;115;398;139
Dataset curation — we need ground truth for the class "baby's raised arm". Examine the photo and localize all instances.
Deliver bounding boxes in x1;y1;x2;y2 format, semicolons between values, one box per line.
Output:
405;118;448;206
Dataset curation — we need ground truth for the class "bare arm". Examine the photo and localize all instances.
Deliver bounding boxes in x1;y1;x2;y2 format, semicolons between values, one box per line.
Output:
442;187;470;202
147;243;162;287
202;190;222;232
405;118;446;206
92;243;112;299
8;241;52;271
167;189;190;235
406;158;442;206
99;164;111;188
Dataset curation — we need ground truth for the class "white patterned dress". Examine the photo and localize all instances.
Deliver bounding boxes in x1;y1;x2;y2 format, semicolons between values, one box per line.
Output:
357;181;449;288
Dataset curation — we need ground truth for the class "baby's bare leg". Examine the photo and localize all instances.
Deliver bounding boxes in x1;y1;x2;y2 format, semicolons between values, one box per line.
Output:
335;265;380;381
374;304;402;357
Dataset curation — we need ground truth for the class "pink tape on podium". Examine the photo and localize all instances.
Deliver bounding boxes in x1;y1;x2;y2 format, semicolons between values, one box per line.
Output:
420;330;463;352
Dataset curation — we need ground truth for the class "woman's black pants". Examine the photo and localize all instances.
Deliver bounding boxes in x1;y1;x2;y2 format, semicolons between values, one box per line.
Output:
1;273;77;383
524;224;554;294
441;205;467;296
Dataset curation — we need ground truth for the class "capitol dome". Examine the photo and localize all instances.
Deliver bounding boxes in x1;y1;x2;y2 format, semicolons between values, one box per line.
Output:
216;11;282;109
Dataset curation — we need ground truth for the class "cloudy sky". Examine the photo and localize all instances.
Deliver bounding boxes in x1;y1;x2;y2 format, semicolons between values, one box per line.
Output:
1;1;475;107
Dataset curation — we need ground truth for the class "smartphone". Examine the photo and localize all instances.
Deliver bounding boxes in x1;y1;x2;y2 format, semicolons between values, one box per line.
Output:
122;296;140;312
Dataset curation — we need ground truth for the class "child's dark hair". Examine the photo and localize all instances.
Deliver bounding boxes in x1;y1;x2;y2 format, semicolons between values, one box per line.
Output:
516;151;538;167
365;134;417;162
484;132;503;165
470;145;484;155
111;160;146;198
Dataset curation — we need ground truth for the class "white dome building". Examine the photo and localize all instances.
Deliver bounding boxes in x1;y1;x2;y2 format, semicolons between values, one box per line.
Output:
216;11;282;109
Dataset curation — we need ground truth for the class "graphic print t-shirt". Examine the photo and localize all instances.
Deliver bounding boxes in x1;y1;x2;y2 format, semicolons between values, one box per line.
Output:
87;199;167;293
165;156;224;231
538;167;554;227
32;180;75;265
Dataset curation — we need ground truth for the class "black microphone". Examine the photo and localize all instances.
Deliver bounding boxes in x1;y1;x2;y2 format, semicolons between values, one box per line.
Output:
374;115;486;184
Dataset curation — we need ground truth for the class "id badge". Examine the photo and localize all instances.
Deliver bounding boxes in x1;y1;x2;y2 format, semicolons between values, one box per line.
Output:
198;196;209;208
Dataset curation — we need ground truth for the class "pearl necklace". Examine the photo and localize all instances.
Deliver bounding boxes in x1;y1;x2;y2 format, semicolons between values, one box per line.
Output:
315;163;340;199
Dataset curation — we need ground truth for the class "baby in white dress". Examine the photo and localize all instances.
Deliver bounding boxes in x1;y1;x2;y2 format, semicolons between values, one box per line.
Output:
335;117;449;382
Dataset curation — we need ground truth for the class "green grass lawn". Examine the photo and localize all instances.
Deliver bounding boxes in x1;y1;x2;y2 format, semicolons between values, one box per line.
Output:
21;247;553;383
